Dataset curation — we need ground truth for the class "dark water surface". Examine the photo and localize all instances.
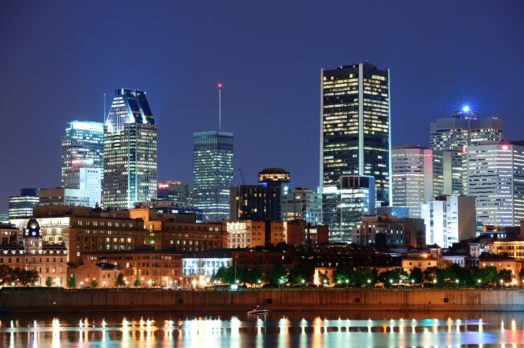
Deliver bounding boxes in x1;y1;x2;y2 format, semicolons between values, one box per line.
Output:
1;310;523;347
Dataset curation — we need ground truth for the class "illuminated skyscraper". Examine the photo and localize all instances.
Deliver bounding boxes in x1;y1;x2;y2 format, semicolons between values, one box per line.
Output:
103;89;157;209
392;146;434;218
320;63;390;241
192;131;234;222
466;141;524;227
61;120;104;187
430;106;502;195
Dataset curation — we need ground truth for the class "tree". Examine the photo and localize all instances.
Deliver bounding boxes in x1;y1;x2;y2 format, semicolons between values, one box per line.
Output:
213;266;237;285
351;267;377;287
267;265;287;287
472;267;499;287
289;264;313;285
15;268;39;286
244;268;263;286
378;269;407;287
423;267;439;285
45;277;53;288
498;269;512;285
133;278;141;287
409;267;423;285
334;265;351;286
68;274;76;289
115;273;125;287
91;279;98;288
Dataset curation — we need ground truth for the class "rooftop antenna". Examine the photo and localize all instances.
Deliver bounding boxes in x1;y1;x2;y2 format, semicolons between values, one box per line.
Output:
103;92;107;123
217;82;223;131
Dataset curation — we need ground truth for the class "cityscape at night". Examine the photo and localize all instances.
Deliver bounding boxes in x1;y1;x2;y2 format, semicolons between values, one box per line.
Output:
1;0;524;346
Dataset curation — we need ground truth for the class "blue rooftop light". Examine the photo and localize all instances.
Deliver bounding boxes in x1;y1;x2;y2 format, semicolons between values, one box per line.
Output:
461;104;471;113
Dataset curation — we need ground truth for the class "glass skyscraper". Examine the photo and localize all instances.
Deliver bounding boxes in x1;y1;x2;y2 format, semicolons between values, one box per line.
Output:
192;131;234;222
320;62;391;242
61;120;104;187
103;89;157;209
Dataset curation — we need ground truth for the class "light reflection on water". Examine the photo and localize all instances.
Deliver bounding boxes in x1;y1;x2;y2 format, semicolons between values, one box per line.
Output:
1;311;524;347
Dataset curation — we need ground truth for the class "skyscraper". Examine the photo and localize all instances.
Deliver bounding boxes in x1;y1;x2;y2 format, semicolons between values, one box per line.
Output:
320;62;390;241
466;141;524;227
103;89;157;209
430;106;502;195
392;146;434;218
61;120;104;187
192;131;234;222
8;188;40;219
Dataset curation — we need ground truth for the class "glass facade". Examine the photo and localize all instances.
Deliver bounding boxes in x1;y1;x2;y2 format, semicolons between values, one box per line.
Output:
466;141;524;227
61;120;104;187
8;189;40;219
103;89;157;209
192;131;234;222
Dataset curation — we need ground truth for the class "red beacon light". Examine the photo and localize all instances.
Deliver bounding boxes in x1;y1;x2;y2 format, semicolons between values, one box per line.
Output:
217;82;223;89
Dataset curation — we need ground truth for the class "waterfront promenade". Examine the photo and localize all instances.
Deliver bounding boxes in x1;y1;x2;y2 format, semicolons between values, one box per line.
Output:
2;288;524;313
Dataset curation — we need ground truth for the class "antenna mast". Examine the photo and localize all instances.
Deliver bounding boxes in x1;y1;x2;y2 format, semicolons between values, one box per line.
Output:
217;82;223;131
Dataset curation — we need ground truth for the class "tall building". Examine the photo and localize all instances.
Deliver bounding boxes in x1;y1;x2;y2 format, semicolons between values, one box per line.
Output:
8;188;40;219
392;146;433;218
192;131;234;222
61;120;104;187
63;167;102;207
230;185;281;221
103;89;157;209
421;195;476;248
323;175;376;242
157;180;193;206
466;141;524;227
430;106;502;195
258;168;290;197
320;62;391;206
281;187;322;225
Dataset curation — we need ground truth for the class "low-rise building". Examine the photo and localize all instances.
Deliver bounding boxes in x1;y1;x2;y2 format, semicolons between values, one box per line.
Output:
226;220;284;248
353;215;425;248
68;262;120;288
485;240;524;260
182;249;232;288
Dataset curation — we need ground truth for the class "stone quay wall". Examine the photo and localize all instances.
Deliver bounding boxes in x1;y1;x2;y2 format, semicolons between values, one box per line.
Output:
1;288;524;313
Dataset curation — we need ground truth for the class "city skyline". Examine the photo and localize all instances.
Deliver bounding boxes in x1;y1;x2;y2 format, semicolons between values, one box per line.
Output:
0;1;523;212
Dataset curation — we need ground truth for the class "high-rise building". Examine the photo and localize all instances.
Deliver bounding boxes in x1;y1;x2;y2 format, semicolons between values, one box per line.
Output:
192;131;234;222
61;120;104;187
230;185;281;221
103;89;157;209
322;175;376;242
8;188;40;219
392;146;434;218
430;106;502;195
258;168;290;196
157;180;193;206
281;187;322;225
320;62;391;206
466;141;524;227
421;195;476;248
63;167;102;207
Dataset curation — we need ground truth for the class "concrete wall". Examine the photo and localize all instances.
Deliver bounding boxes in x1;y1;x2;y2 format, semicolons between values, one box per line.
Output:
1;288;524;313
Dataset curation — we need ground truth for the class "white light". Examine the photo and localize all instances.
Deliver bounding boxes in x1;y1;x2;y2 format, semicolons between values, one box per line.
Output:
461;104;471;113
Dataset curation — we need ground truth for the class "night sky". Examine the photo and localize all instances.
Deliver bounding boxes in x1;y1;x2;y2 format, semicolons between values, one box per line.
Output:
0;1;523;212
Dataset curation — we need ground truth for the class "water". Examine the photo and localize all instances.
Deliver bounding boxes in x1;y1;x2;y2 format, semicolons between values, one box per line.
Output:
1;311;523;347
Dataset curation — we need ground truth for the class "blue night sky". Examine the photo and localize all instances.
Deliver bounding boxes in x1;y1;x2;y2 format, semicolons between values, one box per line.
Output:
0;0;523;211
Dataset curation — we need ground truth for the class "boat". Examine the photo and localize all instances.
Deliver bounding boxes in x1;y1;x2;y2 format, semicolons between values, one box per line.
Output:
247;306;269;315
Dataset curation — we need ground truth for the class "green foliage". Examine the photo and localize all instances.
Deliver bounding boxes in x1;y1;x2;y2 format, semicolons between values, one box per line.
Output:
267;265;287;286
115;273;125;287
91;279;98;288
68;273;76;289
351;267;377;287
45;277;53;288
213;266;237;284
409;267;423;284
378;269;408;287
498;269;512;284
472;267;499;286
0;265;39;287
133;278;141;287
243;267;263;285
289;264;313;285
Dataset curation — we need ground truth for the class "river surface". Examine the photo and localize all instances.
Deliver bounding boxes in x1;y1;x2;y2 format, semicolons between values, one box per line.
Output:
1;310;523;347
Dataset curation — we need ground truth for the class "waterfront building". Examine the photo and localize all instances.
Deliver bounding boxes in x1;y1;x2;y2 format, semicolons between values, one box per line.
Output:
182;249;232;288
83;246;182;288
160;220;227;252
466;141;524;227
68;262;120;288
230;185;281;221
0;219;68;287
421;195;476;248
192;131;234;222
322;175;376;242
61;120;104;187
157;180;193;206
281;187;322;225
103;89;157;209
320;62;391;206
8;188;40;219
430;107;502;195
486;240;524;260
226;220;284;248
392;146;433;218
353;214;426;248
10;205;146;265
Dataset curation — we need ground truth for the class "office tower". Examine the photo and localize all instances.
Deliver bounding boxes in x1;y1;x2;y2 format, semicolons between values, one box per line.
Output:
103;89;157;209
421;195;476;248
61;120;104;186
320;62;391;206
258;168;290;196
466;141;524;227
157;180;193;206
39;187;90;207
322;175;376;242
392;146;434;218
63;167;102;207
281;187;322;225
192;131;234;222
430;106;502;195
230;185;281;221
8;188;40;219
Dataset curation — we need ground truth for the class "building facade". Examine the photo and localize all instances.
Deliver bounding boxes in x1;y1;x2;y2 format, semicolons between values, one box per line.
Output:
466;141;524;227
8;188;39;219
281;187;322;225
230;185;281;221
103;89;157;209
320;62;391;206
392;146;433;218
192;131;234;222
